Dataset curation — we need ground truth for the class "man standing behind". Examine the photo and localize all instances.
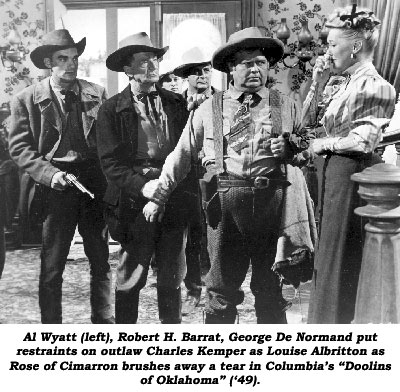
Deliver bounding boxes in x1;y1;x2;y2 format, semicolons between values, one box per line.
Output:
96;32;190;324
174;59;216;111
142;28;315;323
172;57;218;315
8;30;113;324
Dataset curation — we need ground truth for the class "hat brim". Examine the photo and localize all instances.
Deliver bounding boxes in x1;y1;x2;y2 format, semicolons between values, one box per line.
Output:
212;37;284;73
106;45;169;72
173;61;211;78
30;37;86;69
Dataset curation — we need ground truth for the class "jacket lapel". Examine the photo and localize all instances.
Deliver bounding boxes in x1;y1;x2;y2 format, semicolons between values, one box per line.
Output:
79;79;103;139
117;85;138;151
34;78;62;133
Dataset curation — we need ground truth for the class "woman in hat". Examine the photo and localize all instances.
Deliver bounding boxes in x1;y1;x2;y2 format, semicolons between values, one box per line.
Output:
157;60;182;94
303;5;396;323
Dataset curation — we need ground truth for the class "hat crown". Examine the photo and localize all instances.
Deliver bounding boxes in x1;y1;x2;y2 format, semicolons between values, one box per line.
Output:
119;32;155;50
40;29;77;46
227;27;267;44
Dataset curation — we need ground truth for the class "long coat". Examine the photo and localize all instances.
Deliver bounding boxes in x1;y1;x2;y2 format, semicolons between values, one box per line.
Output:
96;85;189;211
8;77;107;221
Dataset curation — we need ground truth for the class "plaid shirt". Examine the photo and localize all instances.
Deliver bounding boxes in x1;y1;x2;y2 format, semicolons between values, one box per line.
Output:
303;62;395;153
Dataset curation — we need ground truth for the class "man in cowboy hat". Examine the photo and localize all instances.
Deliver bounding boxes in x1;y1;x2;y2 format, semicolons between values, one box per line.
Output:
170;53;220;316
8;29;114;324
96;32;192;324
141;27;315;323
176;61;213;109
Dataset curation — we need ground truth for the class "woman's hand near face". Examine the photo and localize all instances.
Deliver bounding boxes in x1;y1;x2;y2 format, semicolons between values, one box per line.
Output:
312;54;332;84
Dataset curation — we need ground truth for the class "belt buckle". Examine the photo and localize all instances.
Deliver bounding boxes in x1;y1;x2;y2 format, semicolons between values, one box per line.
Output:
253;176;269;189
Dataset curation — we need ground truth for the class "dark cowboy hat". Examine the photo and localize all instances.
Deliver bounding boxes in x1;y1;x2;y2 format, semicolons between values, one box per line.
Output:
106;32;168;72
30;29;86;69
173;61;211;78
212;27;284;73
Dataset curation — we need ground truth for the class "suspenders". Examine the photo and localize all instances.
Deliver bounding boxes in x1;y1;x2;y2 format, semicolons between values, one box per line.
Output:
210;89;284;175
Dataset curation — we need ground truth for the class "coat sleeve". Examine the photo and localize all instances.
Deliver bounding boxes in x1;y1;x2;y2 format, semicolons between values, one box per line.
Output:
8;94;59;187
96;101;147;198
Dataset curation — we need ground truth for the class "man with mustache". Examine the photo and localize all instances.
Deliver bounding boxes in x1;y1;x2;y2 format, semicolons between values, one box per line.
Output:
8;29;113;324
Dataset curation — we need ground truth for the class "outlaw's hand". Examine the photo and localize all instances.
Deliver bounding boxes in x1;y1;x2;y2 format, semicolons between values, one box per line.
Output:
50;171;69;191
270;135;291;159
141;179;169;204
311;139;326;155
143;201;165;223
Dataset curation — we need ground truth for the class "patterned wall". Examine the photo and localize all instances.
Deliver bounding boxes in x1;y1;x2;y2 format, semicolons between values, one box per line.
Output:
0;0;46;114
257;0;338;103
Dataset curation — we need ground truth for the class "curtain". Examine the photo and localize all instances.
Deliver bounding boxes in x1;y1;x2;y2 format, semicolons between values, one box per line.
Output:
359;0;400;94
162;13;227;90
163;13;226;52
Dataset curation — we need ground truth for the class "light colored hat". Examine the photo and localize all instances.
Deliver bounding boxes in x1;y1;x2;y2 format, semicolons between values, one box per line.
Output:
106;32;168;72
173;61;211;78
158;59;176;79
173;47;211;78
212;27;284;73
30;29;86;69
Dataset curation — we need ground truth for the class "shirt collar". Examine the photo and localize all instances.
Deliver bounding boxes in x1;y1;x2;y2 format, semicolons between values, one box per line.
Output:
129;80;157;99
342;61;374;77
187;87;211;100
227;82;269;100
50;77;78;95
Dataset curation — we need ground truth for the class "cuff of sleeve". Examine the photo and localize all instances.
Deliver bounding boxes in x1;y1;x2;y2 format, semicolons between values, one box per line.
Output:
128;174;148;199
288;132;310;153
40;166;61;187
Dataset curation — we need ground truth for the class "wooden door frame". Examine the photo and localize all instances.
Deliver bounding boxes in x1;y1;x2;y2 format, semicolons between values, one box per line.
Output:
58;0;256;41
54;0;256;93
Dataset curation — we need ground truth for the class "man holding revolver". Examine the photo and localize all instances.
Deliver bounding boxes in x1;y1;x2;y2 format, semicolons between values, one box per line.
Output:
8;29;113;324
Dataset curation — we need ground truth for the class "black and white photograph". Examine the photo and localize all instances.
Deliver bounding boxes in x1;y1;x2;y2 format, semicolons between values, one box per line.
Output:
0;0;399;389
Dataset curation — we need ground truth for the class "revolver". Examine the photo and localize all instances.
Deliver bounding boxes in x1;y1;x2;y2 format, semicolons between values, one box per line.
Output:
65;173;94;199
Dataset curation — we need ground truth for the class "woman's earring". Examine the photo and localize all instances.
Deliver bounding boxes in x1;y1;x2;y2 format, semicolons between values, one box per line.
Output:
350;53;356;59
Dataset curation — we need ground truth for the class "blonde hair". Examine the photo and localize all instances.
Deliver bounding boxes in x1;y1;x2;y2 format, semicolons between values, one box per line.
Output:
326;5;380;54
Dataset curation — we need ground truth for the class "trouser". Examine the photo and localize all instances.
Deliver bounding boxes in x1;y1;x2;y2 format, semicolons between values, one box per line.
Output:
0;226;4;279
184;193;203;293
115;202;188;324
40;186;112;324
205;185;287;324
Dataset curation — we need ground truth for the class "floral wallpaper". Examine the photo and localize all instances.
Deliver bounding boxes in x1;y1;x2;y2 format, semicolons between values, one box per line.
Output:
0;0;46;115
257;0;337;103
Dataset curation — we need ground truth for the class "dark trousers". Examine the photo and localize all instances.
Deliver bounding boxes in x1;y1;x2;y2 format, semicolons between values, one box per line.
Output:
0;226;4;279
40;186;111;324
0;180;5;279
115;201;187;323
205;185;286;323
184;194;203;292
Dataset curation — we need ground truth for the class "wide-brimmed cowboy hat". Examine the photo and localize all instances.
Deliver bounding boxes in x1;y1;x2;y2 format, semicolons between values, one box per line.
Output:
173;61;211;78
106;32;168;72
158;59;177;80
30;29;86;69
212;27;284;73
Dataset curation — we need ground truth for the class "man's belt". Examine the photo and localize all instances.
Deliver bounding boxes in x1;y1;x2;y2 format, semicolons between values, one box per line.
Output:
217;175;290;190
132;158;164;168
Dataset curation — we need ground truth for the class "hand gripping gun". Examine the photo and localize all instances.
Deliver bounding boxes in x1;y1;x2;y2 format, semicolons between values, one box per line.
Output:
65;173;95;199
